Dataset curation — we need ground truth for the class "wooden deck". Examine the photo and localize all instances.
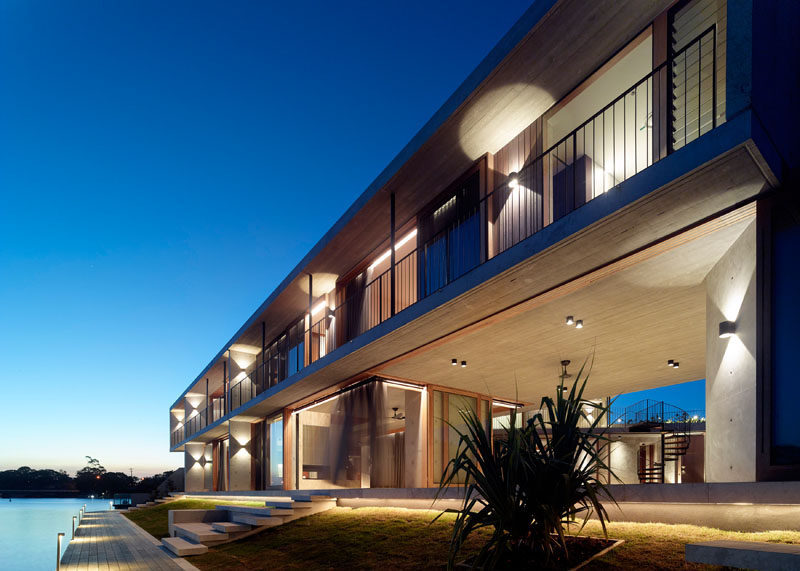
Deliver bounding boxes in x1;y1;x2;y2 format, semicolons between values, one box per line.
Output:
60;511;197;570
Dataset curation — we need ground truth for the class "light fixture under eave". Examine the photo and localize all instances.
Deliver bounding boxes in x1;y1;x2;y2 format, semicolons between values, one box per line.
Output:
492;400;519;409
575;320;584;329
451;358;458;366
719;321;737;339
368;228;419;271
565;315;574;325
461;360;467;368
383;379;425;392
667;360;674;367
310;301;328;315
673;362;680;369
508;172;519;189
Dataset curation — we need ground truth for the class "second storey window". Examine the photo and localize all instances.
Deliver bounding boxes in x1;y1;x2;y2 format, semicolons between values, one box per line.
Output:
418;170;481;297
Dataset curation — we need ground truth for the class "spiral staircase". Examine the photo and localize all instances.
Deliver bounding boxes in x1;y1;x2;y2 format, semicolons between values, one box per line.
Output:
612;399;693;484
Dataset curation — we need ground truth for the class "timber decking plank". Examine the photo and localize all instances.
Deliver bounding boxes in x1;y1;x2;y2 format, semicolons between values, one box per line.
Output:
60;511;196;571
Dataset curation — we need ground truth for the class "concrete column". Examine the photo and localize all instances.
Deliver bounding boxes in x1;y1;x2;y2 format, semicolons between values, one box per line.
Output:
705;221;757;482
404;390;426;488
184;443;206;492
228;420;253;490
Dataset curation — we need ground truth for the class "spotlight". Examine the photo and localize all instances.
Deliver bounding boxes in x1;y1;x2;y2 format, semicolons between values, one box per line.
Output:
667;360;674;367
451;358;458;366
565;315;574;325
719;321;736;338
673;362;680;369
575;320;583;329
508;172;519;189
461;361;467;368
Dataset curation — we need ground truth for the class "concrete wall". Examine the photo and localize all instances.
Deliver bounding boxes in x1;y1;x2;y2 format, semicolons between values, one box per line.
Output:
228;420;252;491
609;438;640;485
184;443;206;492
705;220;757;482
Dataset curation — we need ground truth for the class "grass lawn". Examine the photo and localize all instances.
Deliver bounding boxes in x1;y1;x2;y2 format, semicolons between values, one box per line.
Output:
123;499;265;539
126;504;800;570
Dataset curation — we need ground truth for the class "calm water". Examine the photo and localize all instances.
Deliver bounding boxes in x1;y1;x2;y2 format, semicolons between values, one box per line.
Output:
0;498;112;570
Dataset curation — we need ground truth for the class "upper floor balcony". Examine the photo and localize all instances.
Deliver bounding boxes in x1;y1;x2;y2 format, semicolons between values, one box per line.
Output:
170;20;734;449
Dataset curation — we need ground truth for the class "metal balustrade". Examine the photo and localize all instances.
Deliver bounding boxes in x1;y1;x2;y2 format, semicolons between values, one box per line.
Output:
174;27;720;447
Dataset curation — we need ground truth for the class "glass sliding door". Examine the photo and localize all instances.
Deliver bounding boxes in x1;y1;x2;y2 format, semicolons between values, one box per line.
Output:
269;416;284;487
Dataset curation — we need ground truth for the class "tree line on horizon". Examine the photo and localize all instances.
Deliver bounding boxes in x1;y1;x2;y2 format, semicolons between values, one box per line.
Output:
0;457;177;496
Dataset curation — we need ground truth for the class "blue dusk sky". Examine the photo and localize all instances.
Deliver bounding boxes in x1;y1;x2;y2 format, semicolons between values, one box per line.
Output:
0;1;704;477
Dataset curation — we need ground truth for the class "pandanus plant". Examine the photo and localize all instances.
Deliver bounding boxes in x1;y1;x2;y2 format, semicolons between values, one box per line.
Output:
435;360;617;569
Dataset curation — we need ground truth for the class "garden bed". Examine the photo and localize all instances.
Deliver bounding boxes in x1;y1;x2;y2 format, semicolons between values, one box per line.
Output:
457;535;624;570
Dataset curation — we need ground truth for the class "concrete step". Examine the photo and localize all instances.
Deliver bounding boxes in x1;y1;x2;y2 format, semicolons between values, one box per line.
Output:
211;521;251;533
262;499;304;509
217;505;293;517
162;536;208;556
230;512;284;527
174;522;229;543
290;494;334;502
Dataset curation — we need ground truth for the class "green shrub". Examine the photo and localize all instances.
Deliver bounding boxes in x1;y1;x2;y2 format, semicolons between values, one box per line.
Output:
436;360;616;569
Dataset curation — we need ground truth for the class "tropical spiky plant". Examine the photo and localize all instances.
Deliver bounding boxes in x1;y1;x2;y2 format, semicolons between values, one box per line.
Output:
435;360;616;569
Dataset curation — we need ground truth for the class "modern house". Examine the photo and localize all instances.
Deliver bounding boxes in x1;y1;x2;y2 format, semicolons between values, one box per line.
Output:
169;0;800;498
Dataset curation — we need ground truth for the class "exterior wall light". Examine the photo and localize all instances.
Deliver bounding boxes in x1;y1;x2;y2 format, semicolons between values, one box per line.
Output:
575;320;584;329
673;362;680;368
565;315;574;325
667;360;674;367
461;360;467;368
508;172;519;189
451;358;458;366
719;320;736;338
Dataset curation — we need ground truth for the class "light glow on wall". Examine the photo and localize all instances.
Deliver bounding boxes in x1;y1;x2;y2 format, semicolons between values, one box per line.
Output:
368;229;418;271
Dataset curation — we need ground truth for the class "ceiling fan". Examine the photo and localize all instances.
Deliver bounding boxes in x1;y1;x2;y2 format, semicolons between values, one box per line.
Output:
391;407;405;420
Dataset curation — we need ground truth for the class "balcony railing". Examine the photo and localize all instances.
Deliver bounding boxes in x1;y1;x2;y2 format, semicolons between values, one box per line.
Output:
173;26;720;447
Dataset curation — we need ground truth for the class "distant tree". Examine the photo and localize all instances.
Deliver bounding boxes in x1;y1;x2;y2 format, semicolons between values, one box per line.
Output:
75;456;108;494
0;467;75;491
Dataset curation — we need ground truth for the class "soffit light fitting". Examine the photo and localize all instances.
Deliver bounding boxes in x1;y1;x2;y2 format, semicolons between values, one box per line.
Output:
368;228;418;271
575;320;584;329
461;360;467;368
492;400;519;409
565;316;574;325
451;358;458;366
719;321;736;338
667;360;674;367
673;362;680;369
383;379;425;392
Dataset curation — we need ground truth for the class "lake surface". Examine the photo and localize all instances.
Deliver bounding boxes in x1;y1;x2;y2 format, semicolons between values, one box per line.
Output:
0;498;112;570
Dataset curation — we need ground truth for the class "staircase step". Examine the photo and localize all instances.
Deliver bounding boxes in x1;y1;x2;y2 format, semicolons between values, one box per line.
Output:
174;523;229;543
289;494;333;502
217;505;293;517
162;536;208;556
212;521;251;533
230;513;284;527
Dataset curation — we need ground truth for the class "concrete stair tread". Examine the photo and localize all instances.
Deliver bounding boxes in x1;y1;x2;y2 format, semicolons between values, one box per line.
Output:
290;494;334;502
230;513;284;527
212;521;251;533
162;536;208;556
174;522;229;542
216;505;293;516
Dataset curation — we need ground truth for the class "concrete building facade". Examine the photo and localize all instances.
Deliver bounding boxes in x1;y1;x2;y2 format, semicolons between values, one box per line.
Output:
169;0;800;500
